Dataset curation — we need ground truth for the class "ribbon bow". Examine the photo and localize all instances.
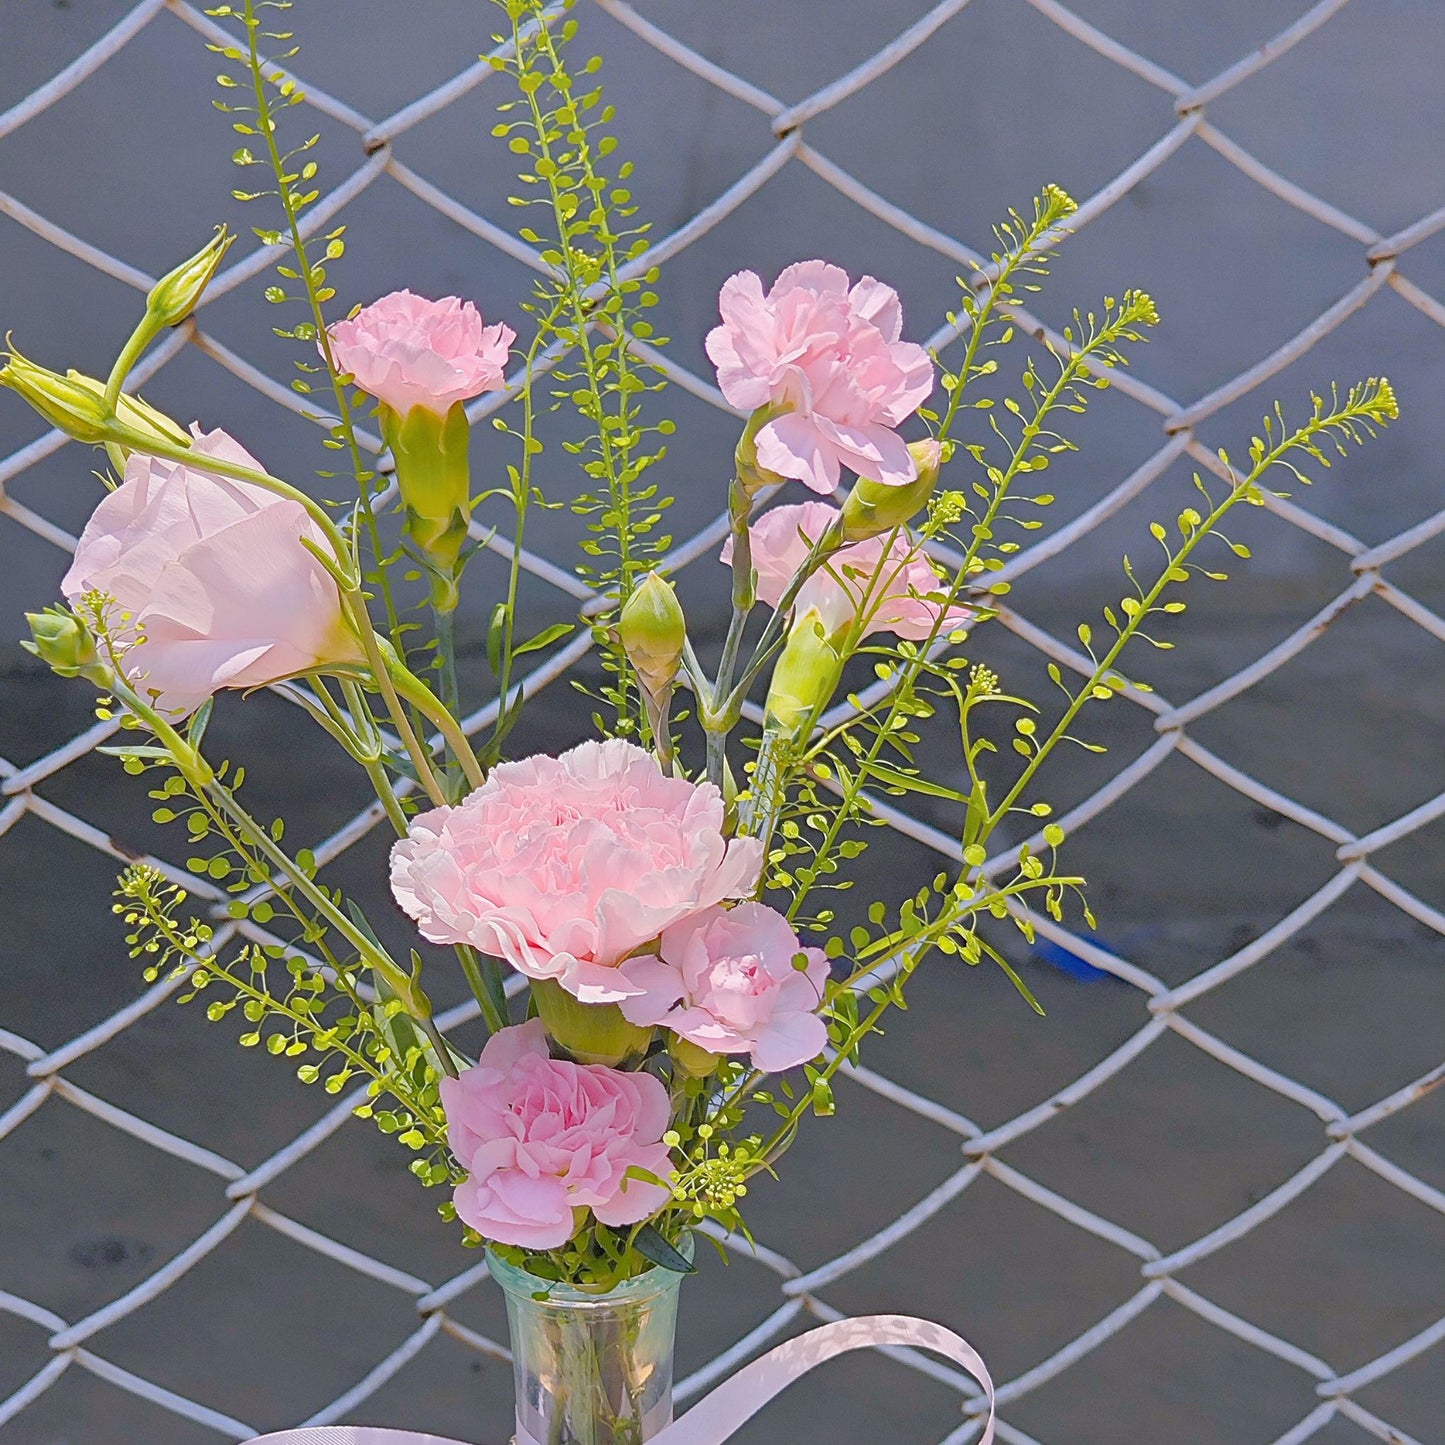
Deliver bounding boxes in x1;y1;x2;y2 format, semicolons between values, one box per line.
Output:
248;1314;994;1445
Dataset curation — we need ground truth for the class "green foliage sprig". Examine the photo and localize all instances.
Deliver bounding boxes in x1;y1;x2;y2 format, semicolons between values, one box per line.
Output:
489;0;676;734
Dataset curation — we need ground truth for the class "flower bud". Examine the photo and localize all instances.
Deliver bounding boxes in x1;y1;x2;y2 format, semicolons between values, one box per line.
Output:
531;977;655;1068
619;572;686;700
670;1036;722;1080
840;438;941;542
1;351;113;443
22;607;112;686
763;607;846;740
62;371;189;455
379;399;473;609
734;402;789;495
145;227;233;331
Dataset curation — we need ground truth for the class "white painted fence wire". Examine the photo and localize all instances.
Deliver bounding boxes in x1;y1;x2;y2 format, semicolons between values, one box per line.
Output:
1;2;1443;1442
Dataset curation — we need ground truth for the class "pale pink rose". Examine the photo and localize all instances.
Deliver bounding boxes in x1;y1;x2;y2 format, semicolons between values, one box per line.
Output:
722;501;971;642
619;903;829;1072
62;427;360;716
390;739;764;1004
705;261;933;493
441;1020;674;1250
326;289;515;417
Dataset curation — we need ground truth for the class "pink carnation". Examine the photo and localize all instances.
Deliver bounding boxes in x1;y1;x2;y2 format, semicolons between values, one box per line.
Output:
390;739;764;1004
705;261;933;493
441;1020;674;1250
326;289;515;417
723;500;971;642
62;427;360;716
619;903;829;1072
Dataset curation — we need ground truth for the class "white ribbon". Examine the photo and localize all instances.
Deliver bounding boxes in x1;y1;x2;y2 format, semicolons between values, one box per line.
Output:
248;1314;994;1445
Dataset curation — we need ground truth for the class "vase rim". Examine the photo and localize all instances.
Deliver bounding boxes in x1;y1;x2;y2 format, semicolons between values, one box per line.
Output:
485;1237;693;1307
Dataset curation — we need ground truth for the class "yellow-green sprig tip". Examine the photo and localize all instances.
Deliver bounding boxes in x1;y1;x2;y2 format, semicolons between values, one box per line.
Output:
1040;182;1078;222
146;226;234;331
1371;376;1399;421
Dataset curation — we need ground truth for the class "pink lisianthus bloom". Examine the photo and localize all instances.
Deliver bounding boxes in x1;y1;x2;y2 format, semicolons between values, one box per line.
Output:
62;427;361;716
618;903;829;1072
705;261;933;493
722;500;971;642
326;289;515;417
441;1020;674;1250
390;739;764;1004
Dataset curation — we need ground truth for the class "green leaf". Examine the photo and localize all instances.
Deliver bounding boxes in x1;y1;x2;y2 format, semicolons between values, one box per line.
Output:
863;760;970;802
513;621;574;658
632;1224;696;1274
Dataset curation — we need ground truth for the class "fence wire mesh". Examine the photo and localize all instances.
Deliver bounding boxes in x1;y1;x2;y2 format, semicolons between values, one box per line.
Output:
1;1;1443;1442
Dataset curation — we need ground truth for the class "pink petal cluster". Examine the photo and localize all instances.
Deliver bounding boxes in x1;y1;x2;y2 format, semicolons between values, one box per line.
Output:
390;739;764;1004
620;903;829;1072
442;1020;674;1250
705;261;933;493
62;427;359;716
327;289;515;418
723;500;971;642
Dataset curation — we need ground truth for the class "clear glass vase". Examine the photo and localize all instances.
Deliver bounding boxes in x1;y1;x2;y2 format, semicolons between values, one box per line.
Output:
487;1249;688;1445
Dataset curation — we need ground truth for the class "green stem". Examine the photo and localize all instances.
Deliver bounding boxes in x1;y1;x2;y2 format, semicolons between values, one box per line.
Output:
703;479;756;789
349;607;449;808
433;605;463;791
455;943;509;1036
364;757;411;836
103;325;154;415
382;642;485;792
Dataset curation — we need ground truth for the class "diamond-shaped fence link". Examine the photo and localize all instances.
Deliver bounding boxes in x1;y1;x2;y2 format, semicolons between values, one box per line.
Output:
1;1;1442;1442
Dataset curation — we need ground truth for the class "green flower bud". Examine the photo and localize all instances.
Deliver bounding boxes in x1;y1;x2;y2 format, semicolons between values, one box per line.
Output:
840;438;941;542
531;977;655;1067
670;1036;722;1080
763;607;846;739
1;350;113;443
380;399;472;608
734;402;790;495
145;227;233;331
22;607;112;686
619;572;686;699
63;371;190;455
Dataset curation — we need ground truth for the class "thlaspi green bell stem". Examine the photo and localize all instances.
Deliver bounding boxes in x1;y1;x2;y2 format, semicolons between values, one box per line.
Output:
107;675;435;1031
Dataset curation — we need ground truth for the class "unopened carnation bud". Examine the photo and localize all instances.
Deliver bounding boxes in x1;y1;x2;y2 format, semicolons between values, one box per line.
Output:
23;607;112;686
619;572;686;699
1;350;112;443
764;607;846;739
531;978;655;1068
735;403;789;496
379;400;472;609
145;227;233;330
840;438;941;542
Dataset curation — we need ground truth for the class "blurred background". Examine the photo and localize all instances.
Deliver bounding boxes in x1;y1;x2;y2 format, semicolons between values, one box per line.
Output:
2;2;1443;1442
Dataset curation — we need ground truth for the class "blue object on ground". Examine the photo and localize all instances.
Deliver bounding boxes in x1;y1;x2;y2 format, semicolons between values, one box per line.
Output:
1033;935;1113;982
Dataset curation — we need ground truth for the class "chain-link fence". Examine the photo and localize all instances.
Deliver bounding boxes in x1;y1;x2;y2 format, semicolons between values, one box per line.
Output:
2;1;1443;1442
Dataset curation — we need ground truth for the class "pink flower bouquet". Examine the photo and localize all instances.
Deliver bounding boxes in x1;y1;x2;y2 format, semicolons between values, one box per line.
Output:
0;5;1397;1438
